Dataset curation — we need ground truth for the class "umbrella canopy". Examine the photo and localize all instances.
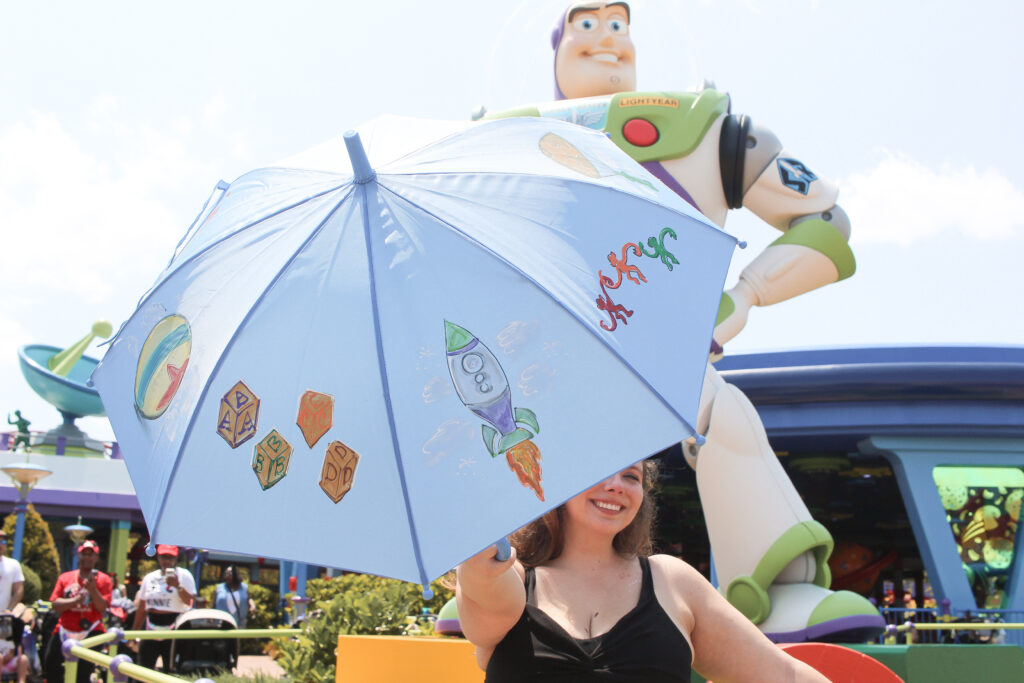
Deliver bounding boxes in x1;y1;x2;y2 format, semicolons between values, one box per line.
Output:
92;115;736;590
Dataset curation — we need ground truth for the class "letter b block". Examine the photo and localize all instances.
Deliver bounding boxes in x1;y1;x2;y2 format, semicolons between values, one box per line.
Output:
320;440;360;503
253;429;292;490
217;380;260;448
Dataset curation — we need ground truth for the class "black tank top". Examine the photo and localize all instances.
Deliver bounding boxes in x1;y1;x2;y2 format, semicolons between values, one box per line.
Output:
485;557;693;682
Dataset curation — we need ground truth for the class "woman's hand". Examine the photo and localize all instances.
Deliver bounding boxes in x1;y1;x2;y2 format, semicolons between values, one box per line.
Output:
455;542;527;655
459;543;518;581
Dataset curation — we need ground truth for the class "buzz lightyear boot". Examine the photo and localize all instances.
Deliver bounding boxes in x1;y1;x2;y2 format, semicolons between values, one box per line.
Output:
687;364;885;642
713;218;856;352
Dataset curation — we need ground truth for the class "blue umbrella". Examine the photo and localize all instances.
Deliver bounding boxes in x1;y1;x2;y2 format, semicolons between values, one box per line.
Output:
91;115;737;592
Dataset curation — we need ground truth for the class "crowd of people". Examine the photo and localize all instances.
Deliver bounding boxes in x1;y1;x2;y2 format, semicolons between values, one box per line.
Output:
0;534;250;682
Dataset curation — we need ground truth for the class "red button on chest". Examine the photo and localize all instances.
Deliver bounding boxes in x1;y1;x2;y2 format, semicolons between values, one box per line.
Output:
622;118;659;147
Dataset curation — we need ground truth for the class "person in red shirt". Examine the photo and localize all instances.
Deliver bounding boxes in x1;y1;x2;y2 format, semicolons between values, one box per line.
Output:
43;540;112;683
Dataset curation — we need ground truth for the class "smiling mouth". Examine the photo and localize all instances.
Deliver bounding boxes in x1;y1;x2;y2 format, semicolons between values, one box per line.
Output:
592;500;623;512
586;52;621;64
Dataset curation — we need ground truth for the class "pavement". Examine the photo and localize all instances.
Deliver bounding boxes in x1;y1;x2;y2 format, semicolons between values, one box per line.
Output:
235;655;286;678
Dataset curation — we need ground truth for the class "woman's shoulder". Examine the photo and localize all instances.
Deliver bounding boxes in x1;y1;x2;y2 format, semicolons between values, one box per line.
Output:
648;554;715;600
648;553;702;579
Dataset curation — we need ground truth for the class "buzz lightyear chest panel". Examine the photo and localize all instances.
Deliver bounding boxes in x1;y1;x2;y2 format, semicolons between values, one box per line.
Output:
489;90;730;165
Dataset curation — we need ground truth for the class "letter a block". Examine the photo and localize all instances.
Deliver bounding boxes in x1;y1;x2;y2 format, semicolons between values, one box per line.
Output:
253;429;292;490
320;440;360;503
217;380;260;448
297;391;333;448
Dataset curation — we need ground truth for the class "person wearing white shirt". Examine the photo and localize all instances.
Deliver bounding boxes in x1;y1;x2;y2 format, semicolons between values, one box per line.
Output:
132;545;195;672
0;532;24;612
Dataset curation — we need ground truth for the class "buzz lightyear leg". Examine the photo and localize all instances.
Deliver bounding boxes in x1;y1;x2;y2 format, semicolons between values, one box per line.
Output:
685;364;884;641
713;214;855;349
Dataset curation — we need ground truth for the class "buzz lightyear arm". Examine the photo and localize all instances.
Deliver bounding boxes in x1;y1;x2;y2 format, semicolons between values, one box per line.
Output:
484;90;856;348
711;116;856;348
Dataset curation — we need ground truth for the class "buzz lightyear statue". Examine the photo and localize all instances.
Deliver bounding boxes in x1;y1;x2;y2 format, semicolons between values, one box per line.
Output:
485;1;881;642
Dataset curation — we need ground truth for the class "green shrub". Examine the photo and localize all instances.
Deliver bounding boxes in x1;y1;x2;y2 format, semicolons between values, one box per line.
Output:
20;564;41;605
3;505;60;590
274;575;454;683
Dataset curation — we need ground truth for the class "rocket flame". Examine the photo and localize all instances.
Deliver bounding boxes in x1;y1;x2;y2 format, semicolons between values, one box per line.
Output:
506;439;544;501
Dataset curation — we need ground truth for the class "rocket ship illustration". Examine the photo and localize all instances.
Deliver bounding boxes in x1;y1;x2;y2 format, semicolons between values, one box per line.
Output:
444;320;544;501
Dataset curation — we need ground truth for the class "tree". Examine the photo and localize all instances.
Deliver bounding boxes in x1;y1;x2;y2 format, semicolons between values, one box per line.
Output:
20;565;41;605
3;504;60;592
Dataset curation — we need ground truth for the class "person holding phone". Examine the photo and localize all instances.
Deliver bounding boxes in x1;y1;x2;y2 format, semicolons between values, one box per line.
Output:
133;545;196;672
44;540;112;683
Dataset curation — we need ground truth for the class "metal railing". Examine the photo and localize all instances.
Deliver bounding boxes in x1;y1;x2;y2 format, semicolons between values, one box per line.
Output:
879;607;1024;648
61;627;301;683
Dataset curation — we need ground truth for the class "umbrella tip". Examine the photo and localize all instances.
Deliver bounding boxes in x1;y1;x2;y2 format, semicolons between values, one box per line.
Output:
344;131;376;184
422;587;434;600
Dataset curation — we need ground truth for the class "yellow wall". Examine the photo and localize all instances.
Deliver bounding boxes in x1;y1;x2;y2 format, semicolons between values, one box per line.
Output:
336;635;483;683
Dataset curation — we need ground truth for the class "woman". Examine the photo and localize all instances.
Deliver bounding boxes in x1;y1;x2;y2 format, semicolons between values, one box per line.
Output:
456;461;829;682
214;566;253;629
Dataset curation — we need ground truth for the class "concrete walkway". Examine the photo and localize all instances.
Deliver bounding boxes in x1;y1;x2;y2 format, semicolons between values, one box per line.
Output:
235;655;286;678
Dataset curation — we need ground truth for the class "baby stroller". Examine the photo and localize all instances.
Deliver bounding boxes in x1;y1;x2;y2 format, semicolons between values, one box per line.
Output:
0;612;27;683
169;609;238;676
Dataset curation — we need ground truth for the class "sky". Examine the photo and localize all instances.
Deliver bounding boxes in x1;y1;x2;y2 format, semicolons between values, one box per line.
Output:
2;0;1022;442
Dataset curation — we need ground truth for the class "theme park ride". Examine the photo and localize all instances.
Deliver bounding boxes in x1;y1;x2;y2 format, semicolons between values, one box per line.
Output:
14;321;113;456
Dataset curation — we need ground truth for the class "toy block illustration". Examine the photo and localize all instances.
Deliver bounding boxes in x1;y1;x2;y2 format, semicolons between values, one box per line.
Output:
320;440;360;503
252;429;292;490
217;380;260;448
297;390;333;448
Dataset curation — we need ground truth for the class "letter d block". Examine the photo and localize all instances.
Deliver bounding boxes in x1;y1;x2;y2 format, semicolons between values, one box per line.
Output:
217;380;260;448
253;429;292;490
320;440;360;503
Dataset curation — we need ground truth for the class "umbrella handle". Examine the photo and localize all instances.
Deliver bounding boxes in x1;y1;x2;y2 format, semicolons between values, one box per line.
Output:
494;537;512;562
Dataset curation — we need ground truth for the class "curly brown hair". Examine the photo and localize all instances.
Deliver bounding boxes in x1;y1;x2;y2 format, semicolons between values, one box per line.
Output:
511;460;660;567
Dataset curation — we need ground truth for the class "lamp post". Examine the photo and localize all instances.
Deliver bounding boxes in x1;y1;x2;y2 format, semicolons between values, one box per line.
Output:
64;515;93;570
1;460;52;562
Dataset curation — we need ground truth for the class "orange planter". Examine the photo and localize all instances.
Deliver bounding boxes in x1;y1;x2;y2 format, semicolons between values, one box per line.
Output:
336;635;483;683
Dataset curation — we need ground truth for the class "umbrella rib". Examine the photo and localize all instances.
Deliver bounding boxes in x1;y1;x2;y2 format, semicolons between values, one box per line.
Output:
356;180;434;593
106;180;351;348
377;180;713;438
149;185;357;542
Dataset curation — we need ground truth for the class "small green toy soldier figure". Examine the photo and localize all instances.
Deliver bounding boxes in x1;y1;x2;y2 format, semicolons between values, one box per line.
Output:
6;411;30;451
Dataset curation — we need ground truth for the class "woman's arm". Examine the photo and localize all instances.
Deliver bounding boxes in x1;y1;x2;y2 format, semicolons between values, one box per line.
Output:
455;544;526;651
654;556;828;683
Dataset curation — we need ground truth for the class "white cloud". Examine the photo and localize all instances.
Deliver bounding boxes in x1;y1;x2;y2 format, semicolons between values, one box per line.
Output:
0;99;248;441
202;94;226;131
842;150;1024;246
0;105;232;307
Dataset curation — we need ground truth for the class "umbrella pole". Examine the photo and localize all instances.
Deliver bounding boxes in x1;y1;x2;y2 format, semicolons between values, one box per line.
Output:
344;131;376;184
346;132;432;598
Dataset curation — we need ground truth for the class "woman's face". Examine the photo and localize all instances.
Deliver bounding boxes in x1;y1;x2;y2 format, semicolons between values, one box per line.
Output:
564;462;644;536
224;568;235;583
